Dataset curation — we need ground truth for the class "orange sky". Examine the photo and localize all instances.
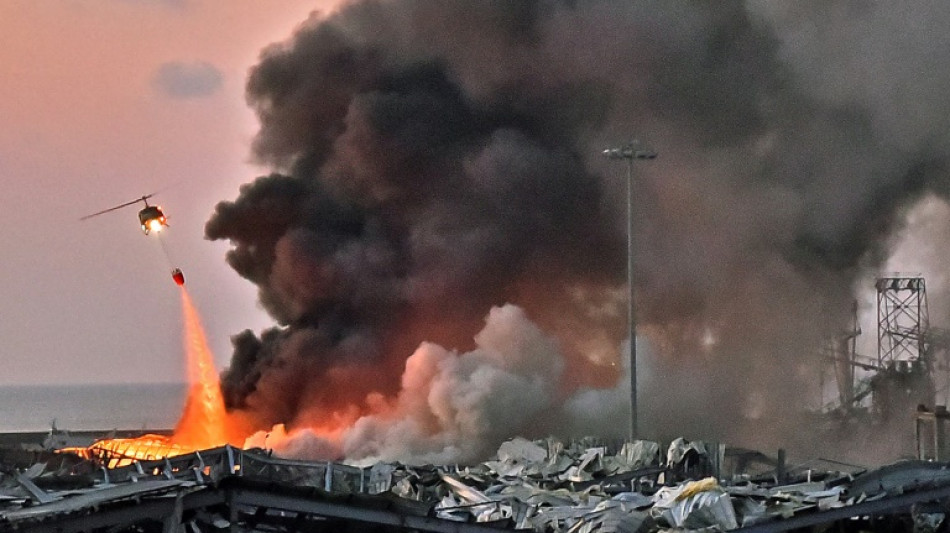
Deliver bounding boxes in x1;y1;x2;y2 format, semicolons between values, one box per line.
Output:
0;1;342;384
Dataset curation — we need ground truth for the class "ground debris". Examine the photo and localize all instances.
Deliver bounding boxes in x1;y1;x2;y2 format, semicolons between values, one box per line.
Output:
359;436;944;532
1;435;947;533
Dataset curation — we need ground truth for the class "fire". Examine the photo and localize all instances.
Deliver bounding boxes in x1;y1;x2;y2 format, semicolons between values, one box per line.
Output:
79;435;190;468
78;288;237;467
171;288;230;448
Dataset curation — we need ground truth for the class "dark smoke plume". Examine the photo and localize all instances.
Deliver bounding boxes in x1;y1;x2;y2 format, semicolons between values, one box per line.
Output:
208;0;950;462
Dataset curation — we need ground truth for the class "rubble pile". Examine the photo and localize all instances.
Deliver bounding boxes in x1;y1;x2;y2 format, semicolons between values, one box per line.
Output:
2;435;950;532
361;436;912;532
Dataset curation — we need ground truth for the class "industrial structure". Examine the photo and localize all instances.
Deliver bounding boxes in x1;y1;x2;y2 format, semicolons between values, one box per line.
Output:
822;275;950;419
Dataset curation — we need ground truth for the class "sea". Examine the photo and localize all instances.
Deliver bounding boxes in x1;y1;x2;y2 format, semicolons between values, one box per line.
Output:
0;383;187;433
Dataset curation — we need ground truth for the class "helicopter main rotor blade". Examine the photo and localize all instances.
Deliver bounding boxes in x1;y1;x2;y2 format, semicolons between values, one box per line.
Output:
79;195;153;221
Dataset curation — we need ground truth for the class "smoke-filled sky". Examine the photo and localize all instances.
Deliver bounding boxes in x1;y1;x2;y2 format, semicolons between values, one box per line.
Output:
203;0;950;461
8;1;950;461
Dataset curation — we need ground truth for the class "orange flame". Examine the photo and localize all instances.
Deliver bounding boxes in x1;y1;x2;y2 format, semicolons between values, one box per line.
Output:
170;288;230;449
75;288;237;466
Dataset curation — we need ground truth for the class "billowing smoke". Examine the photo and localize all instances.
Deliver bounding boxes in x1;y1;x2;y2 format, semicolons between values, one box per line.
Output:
207;1;950;462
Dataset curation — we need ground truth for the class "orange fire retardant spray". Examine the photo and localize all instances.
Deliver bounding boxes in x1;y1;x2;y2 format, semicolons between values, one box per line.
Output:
171;288;229;449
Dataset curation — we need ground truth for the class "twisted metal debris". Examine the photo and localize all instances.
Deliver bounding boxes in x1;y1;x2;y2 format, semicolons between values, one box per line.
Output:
0;435;948;532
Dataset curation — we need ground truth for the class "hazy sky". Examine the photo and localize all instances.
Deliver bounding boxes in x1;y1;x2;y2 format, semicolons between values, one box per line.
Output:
0;1;340;385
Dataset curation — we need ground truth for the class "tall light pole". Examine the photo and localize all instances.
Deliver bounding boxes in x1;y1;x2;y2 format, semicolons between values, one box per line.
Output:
603;142;656;440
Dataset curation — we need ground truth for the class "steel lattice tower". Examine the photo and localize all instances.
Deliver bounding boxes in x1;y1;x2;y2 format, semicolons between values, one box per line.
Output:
877;276;930;367
873;276;934;419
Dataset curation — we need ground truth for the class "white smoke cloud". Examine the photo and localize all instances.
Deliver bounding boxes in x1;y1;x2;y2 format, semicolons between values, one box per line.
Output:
883;195;950;322
244;304;645;464
342;304;564;464
244;424;339;460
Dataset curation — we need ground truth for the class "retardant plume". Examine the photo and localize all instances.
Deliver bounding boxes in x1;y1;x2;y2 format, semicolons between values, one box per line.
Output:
171;288;232;449
207;1;950;462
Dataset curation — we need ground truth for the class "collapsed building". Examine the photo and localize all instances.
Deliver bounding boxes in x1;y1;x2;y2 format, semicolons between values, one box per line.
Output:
3;434;950;533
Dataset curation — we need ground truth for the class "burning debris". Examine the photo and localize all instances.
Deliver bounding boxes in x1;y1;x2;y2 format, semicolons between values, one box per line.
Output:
79;435;189;469
75;288;239;468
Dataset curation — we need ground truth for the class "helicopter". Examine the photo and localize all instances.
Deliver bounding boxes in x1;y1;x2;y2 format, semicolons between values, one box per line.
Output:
80;194;168;235
81;194;185;286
